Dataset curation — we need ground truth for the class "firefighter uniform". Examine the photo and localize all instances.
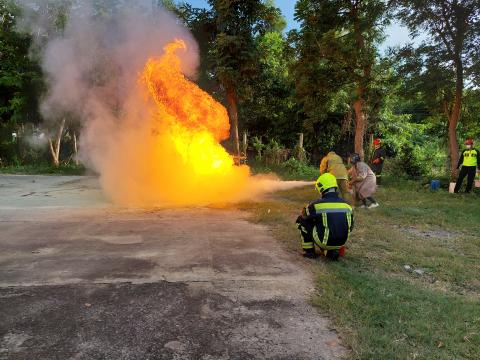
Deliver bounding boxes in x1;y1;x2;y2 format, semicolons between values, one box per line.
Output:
319;151;352;205
454;147;479;193
296;190;354;259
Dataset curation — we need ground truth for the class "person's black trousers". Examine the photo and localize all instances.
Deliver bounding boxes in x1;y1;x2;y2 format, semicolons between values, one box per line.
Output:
372;164;383;185
454;166;477;193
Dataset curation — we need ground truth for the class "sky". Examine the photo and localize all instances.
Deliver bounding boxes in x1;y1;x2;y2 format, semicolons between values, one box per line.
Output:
183;0;416;51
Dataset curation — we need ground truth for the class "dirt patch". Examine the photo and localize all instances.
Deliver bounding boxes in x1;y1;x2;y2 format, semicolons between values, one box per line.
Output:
394;225;457;239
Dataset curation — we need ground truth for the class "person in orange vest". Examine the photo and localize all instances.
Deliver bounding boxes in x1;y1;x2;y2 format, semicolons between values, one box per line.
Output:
454;138;479;193
371;138;386;185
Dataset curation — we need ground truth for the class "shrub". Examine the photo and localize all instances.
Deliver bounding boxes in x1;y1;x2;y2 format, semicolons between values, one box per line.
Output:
279;157;318;180
263;139;289;166
388;145;425;179
251;136;265;160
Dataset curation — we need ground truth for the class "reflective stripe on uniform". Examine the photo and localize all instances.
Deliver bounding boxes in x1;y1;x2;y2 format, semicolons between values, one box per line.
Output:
313;202;352;214
346;213;352;241
322;213;329;246
299;229;314;249
313;227;321;247
302;240;314;249
322;244;342;250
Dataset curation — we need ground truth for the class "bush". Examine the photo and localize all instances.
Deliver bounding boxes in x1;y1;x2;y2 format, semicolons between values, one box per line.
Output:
400;145;425;178
293;144;307;163
387;145;426;179
251;136;265;160
263;139;289;166
250;157;318;181
0;163;86;175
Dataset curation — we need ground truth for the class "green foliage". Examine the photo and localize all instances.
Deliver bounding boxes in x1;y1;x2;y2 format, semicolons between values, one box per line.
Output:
460;89;480;140
208;0;281;91
250;157;318;181
279;157;317;180
251;135;264;160
392;0;480;175
291;0;390;155
0;163;85;175
393;145;426;179
240;30;301;147
2;0;479;178
0;0;43;126
263;138;287;166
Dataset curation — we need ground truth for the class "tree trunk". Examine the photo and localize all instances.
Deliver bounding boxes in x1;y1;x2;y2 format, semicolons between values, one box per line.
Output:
48;118;65;167
351;5;370;161
352;97;366;160
226;84;240;158
73;131;79;166
447;59;463;178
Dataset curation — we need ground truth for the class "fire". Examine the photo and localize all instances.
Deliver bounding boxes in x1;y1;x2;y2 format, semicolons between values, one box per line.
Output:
142;40;234;178
104;39;250;206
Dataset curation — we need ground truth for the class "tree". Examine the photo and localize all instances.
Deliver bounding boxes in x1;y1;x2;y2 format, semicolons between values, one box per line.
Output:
47;117;65;167
239;20;301;148
17;0;74;167
0;0;43;126
392;0;480;176
208;0;280;158
293;0;389;159
0;0;44;165
169;1;296;153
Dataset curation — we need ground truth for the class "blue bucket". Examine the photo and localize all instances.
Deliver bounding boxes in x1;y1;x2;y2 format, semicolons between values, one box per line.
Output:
430;179;440;190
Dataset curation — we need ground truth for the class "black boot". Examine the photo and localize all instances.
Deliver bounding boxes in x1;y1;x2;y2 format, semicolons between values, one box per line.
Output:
326;250;340;261
303;248;318;259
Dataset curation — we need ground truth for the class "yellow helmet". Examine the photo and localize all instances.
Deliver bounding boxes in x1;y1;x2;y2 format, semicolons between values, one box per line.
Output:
315;173;338;194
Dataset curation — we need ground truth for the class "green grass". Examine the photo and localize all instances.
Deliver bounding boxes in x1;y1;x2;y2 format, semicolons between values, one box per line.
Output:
0;164;86;175
236;176;480;359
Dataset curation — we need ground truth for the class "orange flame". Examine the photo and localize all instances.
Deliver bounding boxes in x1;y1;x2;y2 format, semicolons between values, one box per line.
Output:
107;38;250;206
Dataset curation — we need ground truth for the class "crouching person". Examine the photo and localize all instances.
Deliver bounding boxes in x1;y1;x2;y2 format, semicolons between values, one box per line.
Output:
296;173;354;260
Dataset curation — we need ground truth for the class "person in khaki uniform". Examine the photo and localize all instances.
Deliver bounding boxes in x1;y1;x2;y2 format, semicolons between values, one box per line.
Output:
319;151;352;205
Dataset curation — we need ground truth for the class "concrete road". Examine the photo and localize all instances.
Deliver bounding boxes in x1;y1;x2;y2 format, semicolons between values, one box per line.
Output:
0;175;345;360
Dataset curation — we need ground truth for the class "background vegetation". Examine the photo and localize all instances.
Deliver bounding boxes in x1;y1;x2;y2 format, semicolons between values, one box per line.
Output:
0;0;479;179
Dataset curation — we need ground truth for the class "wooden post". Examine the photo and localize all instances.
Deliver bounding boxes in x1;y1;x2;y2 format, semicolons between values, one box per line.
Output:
242;131;248;155
73;132;79;166
296;133;305;163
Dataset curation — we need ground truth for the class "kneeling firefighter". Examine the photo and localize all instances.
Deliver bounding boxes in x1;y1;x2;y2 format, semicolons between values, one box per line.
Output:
296;173;354;260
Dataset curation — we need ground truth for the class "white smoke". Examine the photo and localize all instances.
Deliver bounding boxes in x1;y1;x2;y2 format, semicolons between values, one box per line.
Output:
16;1;198;119
15;0;311;206
24;131;48;150
15;0;201;193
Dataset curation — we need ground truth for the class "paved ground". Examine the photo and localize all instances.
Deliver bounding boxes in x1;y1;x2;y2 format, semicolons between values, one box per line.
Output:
0;175;345;360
